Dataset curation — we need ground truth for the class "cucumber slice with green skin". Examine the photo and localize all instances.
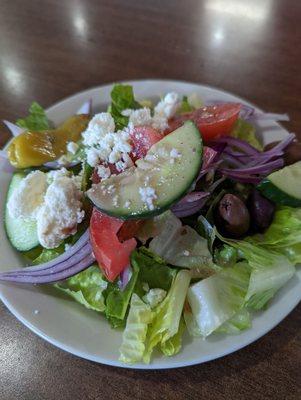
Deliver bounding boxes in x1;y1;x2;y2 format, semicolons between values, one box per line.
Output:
87;121;203;219
5;172;39;251
257;161;301;207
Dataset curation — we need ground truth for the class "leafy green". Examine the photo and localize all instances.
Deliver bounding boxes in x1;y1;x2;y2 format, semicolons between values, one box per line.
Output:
216;229;296;310
161;317;186;356
216;309;251;334
55;264;107;312
104;258;139;322
16;102;50;131
178;96;194;113
32;244;65;265
143;270;191;363
196;215;215;253
119;294;153;364
214;244;239;268
187;262;250;337
247;206;301;264
132;248;176;297
110;84;141;130
231;118;263;151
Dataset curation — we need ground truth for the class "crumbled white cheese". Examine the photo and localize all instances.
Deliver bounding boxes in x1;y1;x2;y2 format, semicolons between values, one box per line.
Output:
36;176;84;249
139;187;157;210
7;171;48;220
122;107;152;127
143;288;167;308
112;195;119;207
82;113;115;147
96;165;111;180
47;167;70;183
124;200;131;208
154;92;180;119
183;250;190;256
65;243;72;252
67;141;79;154
86;147;101;167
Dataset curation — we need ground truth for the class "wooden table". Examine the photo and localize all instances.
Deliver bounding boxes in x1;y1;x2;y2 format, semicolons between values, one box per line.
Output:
0;1;300;398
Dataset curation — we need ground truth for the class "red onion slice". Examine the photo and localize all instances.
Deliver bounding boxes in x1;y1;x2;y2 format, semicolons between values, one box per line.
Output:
3;120;26;137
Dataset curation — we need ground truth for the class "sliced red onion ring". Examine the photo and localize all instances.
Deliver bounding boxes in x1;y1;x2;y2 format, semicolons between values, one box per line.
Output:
76;99;92;115
3;120;26;137
119;265;132;290
172;192;210;217
220;158;283;176
0;230;95;284
212;136;260;155
0;150;14;173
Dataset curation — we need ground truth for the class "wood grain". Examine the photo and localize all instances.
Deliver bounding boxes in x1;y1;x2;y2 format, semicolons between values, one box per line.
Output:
0;0;300;399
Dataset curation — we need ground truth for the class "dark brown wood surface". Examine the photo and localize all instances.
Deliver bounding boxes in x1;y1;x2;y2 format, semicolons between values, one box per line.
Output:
0;1;300;399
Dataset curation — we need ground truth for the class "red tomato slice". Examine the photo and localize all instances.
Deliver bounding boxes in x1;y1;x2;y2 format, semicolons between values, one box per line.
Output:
166;103;241;141
90;208;136;282
117;219;145;242
130;126;163;160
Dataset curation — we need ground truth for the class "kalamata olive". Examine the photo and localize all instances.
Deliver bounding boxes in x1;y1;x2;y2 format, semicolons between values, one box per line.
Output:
216;194;250;238
247;189;275;232
264;140;301;166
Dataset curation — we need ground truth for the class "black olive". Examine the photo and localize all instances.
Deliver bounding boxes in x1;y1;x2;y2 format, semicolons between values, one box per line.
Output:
216;194;250;238
248;189;275;232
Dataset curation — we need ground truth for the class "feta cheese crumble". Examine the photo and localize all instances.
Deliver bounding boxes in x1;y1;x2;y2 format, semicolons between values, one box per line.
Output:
139;187;157;210
8;171;48;220
143;288;167;308
37;176;85;249
82;113;115;147
122;107;152;127
96;165;111;180
8;169;85;249
67;141;79;154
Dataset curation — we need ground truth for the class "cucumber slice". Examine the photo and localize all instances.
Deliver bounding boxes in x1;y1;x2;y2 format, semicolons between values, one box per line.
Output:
5;172;39;251
257;161;301;207
87;121;203;219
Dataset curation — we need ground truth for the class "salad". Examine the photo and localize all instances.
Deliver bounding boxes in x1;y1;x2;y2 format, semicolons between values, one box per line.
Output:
0;84;300;364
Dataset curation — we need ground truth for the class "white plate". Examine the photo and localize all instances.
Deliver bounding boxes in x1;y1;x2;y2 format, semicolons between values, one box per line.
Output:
0;80;300;369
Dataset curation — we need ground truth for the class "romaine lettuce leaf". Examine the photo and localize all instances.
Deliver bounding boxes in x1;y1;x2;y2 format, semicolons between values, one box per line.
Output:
16;102;50;131
216;230;296;310
119;294;153;364
216;308;251;334
131;248;176;296
248;206;301;264
55;264;107;312
110;84;141;130
187;262;250;337
104;257;139;322
143;270;191;363
231;118;263;151
160;317;186;356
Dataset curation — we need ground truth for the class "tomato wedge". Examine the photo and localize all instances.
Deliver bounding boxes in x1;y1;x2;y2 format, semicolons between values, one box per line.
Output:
166;103;241;141
90;208;136;282
130;126;163;160
117;220;145;242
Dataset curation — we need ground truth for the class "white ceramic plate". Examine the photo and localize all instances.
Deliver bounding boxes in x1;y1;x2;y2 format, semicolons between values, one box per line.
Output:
0;80;300;369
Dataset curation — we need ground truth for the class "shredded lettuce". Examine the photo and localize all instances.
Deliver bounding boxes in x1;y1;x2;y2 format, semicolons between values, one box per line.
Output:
214;244;239;268
143;270;191;363
231;118;263;151
178;96;194;113
55;264;107;312
187;262;250;337
16;102;50;131
110;84;141;130
119;294;153;364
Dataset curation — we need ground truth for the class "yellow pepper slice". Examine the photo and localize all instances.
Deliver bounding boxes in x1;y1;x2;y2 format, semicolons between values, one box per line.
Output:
7;114;89;168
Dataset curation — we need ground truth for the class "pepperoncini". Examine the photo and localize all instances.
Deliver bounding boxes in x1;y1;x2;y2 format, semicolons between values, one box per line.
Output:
7;114;89;168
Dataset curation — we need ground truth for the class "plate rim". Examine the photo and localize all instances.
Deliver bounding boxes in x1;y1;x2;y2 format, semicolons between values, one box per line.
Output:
1;79;300;370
